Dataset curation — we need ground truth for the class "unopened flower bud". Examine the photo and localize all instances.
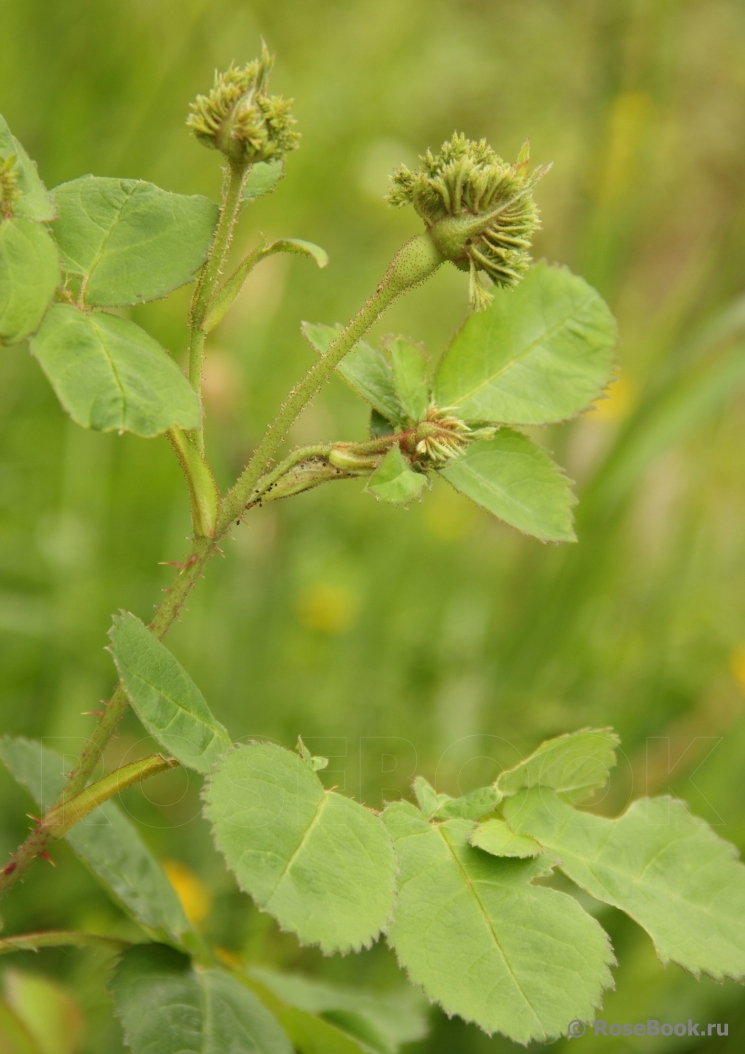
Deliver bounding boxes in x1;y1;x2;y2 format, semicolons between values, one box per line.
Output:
387;134;548;308
187;44;300;164
413;407;472;464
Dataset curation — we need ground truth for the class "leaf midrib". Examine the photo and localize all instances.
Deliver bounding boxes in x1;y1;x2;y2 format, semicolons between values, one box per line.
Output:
266;788;328;905
120;655;228;745
88;314;128;424
442;293;596;409
437;825;544;1037
445;450;540;521
80;182;139;303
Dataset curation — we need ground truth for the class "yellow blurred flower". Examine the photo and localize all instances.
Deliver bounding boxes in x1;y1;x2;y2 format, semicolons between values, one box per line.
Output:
295;583;357;633
729;644;745;690
162;859;211;925
589;375;635;422
214;946;243;969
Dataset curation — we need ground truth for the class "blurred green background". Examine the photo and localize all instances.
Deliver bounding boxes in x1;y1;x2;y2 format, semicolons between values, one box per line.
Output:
2;0;745;1049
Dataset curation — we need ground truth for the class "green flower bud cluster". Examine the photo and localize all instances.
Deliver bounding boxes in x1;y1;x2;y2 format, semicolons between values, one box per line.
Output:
187;44;300;163
387;134;548;308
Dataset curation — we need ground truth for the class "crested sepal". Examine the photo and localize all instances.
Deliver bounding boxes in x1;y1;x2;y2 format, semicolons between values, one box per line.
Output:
187;43;300;163
387;133;549;304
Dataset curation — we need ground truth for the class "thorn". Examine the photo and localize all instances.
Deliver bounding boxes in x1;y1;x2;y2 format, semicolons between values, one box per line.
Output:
40;851;55;866
160;561;182;568
81;710;105;717
26;814;40;824
2;861;16;875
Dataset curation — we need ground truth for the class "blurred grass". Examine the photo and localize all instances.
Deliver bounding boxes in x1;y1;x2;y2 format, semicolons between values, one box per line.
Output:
2;0;745;1049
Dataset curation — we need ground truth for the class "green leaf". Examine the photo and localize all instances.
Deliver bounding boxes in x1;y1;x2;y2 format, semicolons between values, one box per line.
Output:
470;818;541;858
433;786;502;821
385;336;430;422
434;262;617;424
0;115;55;221
29;304;200;437
243;159;284;201
382;801;614;1043
249;968;429;1054
109;612;231;773
0;219;59;345
366;446;427;505
369;409;394;438
411;778;500;821
302;322;405;426
440;430;577;542
265;238;328;268
0;737;192;947
497;726;619;801
504;788;745;982
111;944;291;1054
50;176;218;306
412;776;442;818
204;742;397;953
297;737;328;772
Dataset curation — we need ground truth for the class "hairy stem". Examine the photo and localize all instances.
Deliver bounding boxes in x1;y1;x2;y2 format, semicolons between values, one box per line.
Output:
0;537;213;895
0;233;443;896
218;232;443;530
60;533;213;806
188;157;250;450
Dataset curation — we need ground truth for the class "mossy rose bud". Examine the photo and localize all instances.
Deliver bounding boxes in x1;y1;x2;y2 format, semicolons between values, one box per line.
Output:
187;44;300;163
387;134;549;308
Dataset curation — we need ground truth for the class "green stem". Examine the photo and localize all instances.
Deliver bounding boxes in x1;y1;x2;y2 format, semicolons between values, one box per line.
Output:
0;931;130;956
167;427;220;538
0;232;443;897
218;232;443;530
0;536;214;897
0;749;184;897
61;534;213;806
43;755;178;838
188;157;250;450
